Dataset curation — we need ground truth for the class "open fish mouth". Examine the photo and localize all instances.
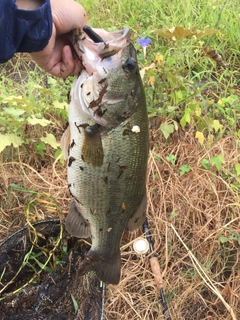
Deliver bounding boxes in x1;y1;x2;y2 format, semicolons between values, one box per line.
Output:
74;25;130;69
81;26;126;60
70;26;133;127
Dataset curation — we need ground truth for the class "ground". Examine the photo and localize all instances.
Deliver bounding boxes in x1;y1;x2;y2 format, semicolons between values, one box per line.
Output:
0;3;240;316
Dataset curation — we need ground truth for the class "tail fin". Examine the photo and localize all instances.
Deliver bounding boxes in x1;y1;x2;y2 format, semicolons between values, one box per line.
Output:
83;250;121;285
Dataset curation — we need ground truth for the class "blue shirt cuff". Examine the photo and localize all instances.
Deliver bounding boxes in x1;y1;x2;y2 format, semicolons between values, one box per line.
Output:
0;0;52;63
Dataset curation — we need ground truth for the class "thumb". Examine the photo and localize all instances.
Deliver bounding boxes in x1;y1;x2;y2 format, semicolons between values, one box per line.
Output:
50;0;88;34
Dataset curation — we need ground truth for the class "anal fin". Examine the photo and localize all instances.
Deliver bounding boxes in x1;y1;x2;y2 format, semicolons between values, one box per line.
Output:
127;193;147;231
65;199;91;238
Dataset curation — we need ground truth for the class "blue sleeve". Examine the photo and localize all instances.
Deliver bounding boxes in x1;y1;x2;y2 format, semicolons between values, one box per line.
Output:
0;0;52;63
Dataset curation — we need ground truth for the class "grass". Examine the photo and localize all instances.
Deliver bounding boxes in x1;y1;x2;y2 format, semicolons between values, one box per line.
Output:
0;0;240;319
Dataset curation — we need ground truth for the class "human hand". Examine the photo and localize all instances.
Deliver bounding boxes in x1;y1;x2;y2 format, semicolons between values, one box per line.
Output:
16;0;44;10
30;0;87;78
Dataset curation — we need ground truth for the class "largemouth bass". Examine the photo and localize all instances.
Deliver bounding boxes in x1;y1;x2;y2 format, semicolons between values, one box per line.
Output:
61;27;149;285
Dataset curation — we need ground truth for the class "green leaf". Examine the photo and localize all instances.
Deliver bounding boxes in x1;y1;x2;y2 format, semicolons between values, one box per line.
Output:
0;133;23;152
160;123;174;139
70;293;79;314
179;165;191;176
213;119;222;132
0;267;6;282
52;101;68;110
34;141;46;158
8;183;37;194
41;133;60;149
166;154;176;166
211;155;224;171
201;158;210;170
219;235;228;244
154;155;161;162
228;233;239;241
194;115;208;131
47;76;58;86
30;256;52;272
27;115;52;126
170;211;178;219
62;246;67;253
235;163;240;176
180;108;191;128
54;149;62;158
173;90;183;104
2;95;24;103
166;57;176;67
54;149;64;165
3;107;26;117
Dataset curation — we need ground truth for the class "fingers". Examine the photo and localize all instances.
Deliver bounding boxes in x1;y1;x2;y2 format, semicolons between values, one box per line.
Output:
62;46;82;76
30;0;88;78
31;33;82;78
47;45;82;78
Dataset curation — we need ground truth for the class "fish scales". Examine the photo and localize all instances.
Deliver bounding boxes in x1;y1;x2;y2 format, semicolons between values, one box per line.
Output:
62;27;149;285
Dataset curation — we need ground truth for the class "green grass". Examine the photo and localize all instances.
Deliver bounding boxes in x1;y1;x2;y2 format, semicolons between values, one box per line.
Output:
83;0;240;54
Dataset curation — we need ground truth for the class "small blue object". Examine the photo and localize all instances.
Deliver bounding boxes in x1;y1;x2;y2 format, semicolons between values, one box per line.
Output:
136;38;152;47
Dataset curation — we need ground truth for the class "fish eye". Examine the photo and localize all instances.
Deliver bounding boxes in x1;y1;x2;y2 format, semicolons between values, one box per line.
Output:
122;58;137;72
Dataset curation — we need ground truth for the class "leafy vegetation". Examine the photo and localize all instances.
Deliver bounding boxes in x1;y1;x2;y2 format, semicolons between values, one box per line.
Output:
0;0;239;319
0;67;70;161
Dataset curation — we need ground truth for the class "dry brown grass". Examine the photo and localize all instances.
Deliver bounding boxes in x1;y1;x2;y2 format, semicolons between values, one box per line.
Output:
0;130;239;319
0;155;69;238
105;131;240;320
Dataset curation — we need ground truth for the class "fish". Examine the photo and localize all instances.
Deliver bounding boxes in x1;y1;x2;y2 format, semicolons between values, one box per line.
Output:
61;26;149;285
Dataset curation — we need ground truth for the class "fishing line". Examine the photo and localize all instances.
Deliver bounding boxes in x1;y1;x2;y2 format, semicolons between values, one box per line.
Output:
100;282;106;320
99;219;172;320
143;218;172;320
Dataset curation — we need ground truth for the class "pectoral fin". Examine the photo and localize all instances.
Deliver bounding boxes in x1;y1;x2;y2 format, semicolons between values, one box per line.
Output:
81;124;104;167
60;124;71;160
65;200;91;238
127;193;147;231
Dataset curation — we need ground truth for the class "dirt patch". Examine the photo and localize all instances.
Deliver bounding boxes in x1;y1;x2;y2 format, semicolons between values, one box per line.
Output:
0;219;102;320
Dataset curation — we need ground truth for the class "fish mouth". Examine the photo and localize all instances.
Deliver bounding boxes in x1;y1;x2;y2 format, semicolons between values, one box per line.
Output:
82;25;126;60
70;26;132;127
74;26;130;63
82;25;130;45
